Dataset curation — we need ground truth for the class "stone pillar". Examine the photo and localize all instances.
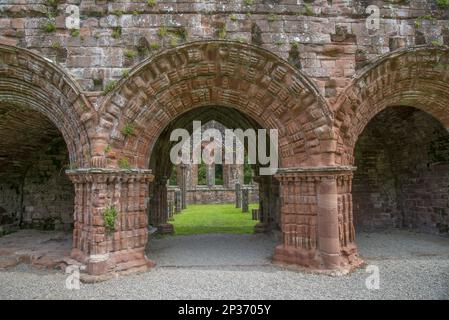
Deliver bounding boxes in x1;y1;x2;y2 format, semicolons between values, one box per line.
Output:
235;183;241;208
175;189;182;213
190;164;198;188
226;164;244;188
152;177;173;234
66;168;155;279
242;189;249;213
273;166;362;273
206;164;215;187
167;201;174;221
253;175;273;233
179;164;188;209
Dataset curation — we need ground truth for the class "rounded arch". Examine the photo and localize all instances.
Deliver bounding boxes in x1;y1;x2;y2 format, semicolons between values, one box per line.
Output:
334;46;449;165
0;44;94;167
97;41;332;169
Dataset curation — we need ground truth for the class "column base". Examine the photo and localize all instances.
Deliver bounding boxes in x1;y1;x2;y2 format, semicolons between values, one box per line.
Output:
71;247;156;282
273;245;364;275
254;222;270;233
273;245;321;269
157;223;174;235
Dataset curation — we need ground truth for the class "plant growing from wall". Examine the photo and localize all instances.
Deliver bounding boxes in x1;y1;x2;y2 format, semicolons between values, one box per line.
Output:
147;0;157;7
235;36;247;43
157;26;168;37
51;41;61;49
170;35;178;46
103;205;118;234
121;122;134;137
415;15;436;28
70;28;80;37
150;43;161;50
267;13;277;23
112;26;122;39
46;0;58;6
436;0;449;9
217;25;227;39
431;39;444;46
124;49;137;59
104;80;117;93
122;69;130;78
41;21;56;33
118;158;131;169
302;4;314;16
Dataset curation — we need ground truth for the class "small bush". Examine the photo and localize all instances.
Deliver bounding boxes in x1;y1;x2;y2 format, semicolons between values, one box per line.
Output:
122;69;130;78
103;205;118;234
150;43;161;50
118;158;131;169
124;49;137;59
41;21;56;33
70;29;80;37
112;26;122;39
121;122;134;137
157;26;168;37
104;80;117;93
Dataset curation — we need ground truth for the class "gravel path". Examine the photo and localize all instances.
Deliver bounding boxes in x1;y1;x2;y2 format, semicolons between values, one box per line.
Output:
1;230;448;300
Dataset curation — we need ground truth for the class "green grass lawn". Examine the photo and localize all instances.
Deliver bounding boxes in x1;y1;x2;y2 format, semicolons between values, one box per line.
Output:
170;204;259;236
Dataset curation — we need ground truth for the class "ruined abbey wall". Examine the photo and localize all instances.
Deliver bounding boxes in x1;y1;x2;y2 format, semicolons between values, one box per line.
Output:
1;0;449;276
0;0;448;99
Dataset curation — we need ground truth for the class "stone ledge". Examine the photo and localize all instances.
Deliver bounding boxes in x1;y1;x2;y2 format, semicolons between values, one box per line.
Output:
66;168;153;175
276;166;357;175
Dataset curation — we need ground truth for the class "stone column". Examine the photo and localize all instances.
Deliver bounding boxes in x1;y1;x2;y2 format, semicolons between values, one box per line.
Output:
235;183;241;208
153;177;173;234
242;189;249;213
206;164;215;187
175;189;182;213
66;168;155;279
253;175;273;233
273;166;362;272
179;164;188;209
167;201;174;221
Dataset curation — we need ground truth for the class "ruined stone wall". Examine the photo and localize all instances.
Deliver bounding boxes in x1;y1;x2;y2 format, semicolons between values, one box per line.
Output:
168;185;259;205
0;106;74;233
0;184;20;235
1;0;448;102
353;107;449;235
21;139;75;231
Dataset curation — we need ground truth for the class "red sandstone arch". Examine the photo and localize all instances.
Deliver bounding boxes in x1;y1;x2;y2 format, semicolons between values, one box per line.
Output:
97;41;332;169
0;44;94;167
334;46;449;165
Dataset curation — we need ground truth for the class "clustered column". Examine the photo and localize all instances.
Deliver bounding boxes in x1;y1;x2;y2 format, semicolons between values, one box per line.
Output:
66;168;154;276
149;177;173;234
273;167;361;272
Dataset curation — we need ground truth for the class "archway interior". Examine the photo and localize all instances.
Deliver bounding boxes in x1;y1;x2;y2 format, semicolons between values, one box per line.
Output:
147;105;280;235
0;104;74;235
353;106;449;235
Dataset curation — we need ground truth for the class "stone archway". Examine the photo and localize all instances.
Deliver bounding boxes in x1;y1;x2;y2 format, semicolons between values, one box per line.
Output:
352;106;449;234
334;46;449;166
333;47;449;256
0;45;94;265
66;41;369;278
0;44;94;168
